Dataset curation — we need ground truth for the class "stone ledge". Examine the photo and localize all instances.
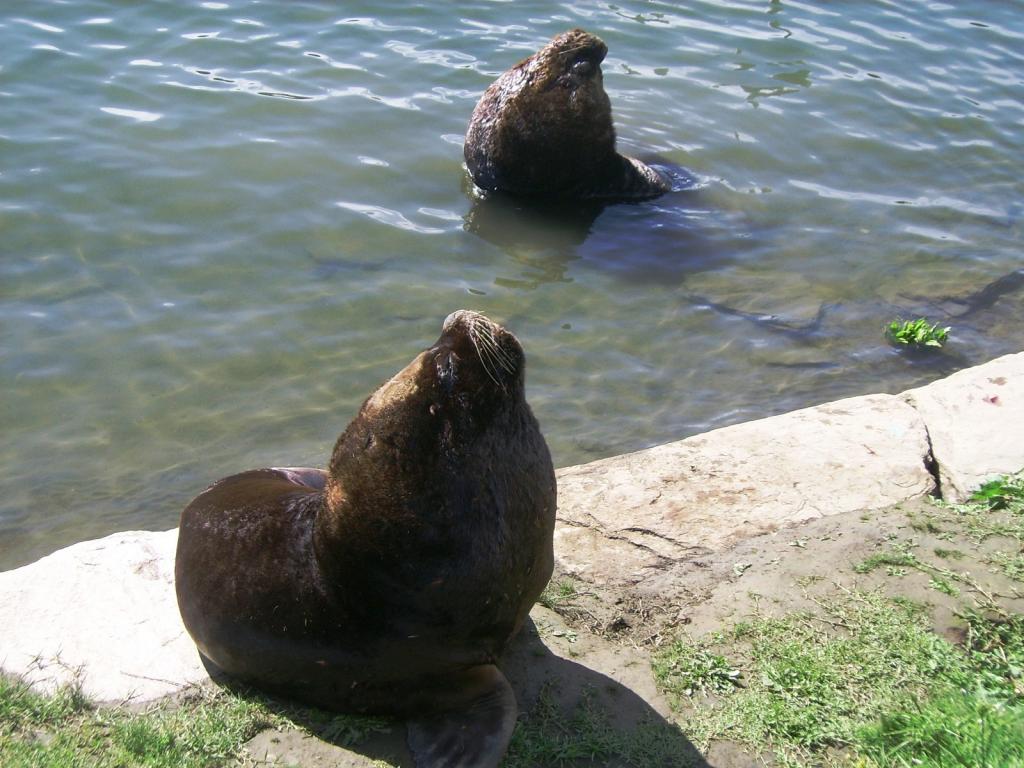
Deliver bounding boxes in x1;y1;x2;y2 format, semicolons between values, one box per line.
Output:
554;392;935;587
1;351;1021;704
902;352;1024;502
0;529;206;704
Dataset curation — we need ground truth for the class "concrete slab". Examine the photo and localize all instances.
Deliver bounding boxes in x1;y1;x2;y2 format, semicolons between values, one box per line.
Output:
0;529;205;704
902;351;1024;502
554;393;935;587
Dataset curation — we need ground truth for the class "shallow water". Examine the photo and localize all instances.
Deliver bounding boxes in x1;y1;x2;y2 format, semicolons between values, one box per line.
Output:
2;1;1022;569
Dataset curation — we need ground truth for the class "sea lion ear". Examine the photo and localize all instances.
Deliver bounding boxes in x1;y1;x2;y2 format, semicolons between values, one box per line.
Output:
406;665;517;768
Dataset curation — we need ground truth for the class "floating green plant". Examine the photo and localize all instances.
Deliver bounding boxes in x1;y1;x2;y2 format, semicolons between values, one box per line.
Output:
885;317;950;348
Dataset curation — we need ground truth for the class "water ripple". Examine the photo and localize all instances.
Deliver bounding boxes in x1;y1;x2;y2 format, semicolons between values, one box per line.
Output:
3;0;1024;571
14;17;64;34
335;17;434;35
336;202;447;234
386;41;476;69
100;106;162;123
789;180;1004;218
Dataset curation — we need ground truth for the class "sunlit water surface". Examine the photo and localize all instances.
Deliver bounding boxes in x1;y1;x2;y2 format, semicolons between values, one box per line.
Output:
2;1;1022;568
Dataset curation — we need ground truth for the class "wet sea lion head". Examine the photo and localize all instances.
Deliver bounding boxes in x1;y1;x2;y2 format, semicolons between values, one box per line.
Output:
465;28;670;200
324;310;533;511
523;28;612;119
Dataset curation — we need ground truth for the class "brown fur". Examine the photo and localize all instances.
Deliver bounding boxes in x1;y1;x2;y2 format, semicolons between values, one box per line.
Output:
175;312;556;726
464;28;670;200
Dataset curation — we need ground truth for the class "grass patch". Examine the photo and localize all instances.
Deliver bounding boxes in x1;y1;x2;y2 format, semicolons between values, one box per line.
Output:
858;611;1024;766
853;551;917;574
0;677;277;767
539;578;580;610
650;644;741;697
929;474;1024;546
655;590;963;757
654;591;1024;766
990;551;1024;581
962;612;1024;698
504;685;694;768
909;516;944;534
928;576;960;597
857;687;1024;767
972;475;1024;511
0;676;390;768
655;471;1024;766
917;472;1024;586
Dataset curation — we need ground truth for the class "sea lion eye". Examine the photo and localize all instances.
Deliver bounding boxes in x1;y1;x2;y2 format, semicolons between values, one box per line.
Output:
571;59;594;77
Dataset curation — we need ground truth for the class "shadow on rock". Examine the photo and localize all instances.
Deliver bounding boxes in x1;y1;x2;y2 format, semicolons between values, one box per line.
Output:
207;615;711;767
501;615;712;767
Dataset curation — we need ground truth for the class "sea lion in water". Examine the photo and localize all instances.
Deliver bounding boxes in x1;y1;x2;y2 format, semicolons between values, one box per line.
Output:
175;310;556;767
464;28;671;201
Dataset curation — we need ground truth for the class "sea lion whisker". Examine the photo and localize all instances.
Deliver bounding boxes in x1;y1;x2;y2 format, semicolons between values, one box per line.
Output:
483;341;515;377
469;316;514;366
484;341;516;374
471;324;516;375
558;43;589;56
479;350;506;390
468;320;509;389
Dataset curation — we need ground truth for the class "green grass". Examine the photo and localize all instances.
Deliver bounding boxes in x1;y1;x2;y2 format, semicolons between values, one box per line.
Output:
853;550;918;574
0;676;390;768
971;475;1024;511
885;317;950;348
654;472;1024;767
504;685;695;768
921;472;1024;585
650;644;742;697
0;676;278;767
990;551;1024;581
857;611;1024;767
654;591;1024;766
656;591;964;752
857;687;1024;768
539;578;580;610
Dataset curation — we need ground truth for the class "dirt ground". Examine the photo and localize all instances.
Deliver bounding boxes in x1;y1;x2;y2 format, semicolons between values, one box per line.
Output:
241;495;1024;767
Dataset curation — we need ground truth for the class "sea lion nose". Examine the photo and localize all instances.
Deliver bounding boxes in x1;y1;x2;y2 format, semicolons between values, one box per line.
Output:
442;309;493;334
442;310;465;332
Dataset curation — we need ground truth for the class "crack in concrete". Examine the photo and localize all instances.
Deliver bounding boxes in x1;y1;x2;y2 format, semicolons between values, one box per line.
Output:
619;526;695;557
903;396;945;500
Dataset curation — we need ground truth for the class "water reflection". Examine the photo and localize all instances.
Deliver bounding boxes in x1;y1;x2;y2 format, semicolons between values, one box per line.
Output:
462;162;745;286
464;192;605;249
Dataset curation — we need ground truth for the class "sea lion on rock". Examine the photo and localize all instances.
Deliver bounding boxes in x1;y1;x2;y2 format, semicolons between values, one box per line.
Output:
175;310;556;768
464;28;671;201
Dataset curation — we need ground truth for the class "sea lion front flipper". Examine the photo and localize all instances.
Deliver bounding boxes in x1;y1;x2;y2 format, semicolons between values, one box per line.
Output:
406;665;517;768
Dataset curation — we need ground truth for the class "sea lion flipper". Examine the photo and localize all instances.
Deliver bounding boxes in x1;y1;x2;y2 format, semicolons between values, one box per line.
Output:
406;665;517;768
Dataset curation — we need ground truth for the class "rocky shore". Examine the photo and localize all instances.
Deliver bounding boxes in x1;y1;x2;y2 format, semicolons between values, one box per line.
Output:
1;351;1021;766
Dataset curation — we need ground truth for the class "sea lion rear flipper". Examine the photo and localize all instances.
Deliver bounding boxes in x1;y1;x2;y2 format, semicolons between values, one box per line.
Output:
406;665;517;768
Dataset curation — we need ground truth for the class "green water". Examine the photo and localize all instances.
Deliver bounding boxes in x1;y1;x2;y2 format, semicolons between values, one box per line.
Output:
2;1;1022;569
